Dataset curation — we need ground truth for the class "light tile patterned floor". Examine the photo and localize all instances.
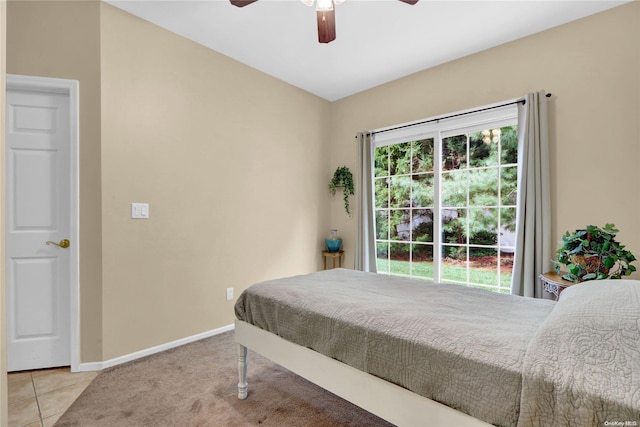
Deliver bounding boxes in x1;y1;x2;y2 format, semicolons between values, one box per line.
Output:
8;367;97;427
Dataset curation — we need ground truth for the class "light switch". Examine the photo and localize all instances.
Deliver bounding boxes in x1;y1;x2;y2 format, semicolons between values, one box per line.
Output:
131;203;149;219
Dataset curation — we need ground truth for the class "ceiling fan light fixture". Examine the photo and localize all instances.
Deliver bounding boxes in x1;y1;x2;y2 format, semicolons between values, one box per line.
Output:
315;0;334;11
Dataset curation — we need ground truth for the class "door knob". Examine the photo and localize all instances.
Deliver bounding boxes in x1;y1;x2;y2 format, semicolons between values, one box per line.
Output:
46;239;70;249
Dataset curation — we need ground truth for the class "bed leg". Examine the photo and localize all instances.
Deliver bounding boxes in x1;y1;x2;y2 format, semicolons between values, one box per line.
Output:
237;344;248;399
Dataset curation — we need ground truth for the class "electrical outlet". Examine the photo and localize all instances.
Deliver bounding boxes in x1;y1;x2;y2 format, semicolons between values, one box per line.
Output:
226;288;234;301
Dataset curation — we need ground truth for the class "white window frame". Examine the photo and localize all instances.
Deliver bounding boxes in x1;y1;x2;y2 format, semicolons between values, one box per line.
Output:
373;101;518;290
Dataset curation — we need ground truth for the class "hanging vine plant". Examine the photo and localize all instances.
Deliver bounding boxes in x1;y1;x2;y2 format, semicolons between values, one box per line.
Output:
329;166;355;216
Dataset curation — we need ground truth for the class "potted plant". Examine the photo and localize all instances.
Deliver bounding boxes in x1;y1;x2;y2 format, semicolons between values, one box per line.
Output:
329;166;355;216
552;223;637;283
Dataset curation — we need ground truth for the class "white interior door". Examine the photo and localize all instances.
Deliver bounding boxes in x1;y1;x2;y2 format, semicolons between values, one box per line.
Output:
6;84;73;371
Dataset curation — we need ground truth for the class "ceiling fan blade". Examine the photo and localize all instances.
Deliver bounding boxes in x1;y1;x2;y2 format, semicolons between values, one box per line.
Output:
230;0;258;7
398;0;418;4
317;9;336;43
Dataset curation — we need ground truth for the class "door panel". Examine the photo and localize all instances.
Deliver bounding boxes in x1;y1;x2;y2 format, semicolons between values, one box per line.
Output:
6;89;71;371
12;257;57;337
13;149;58;228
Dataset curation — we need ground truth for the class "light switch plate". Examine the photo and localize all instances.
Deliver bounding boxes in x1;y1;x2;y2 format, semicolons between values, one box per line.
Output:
131;203;149;219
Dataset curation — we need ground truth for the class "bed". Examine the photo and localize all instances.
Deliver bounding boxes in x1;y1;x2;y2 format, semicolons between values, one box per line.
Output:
234;268;640;427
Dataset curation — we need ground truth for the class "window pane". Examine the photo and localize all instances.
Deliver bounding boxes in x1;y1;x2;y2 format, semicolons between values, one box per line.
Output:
375;210;389;240
375;178;389;209
390;142;411;175
390;242;410;276
469;169;498;207
412;243;433;262
390;176;411;208
412;138;435;173
411;243;433;281
442;245;467;283
500;207;517;248
442;134;467;171
442;170;467;207
376;242;389;273
390;209;410;241
468;208;498;246
442;209;467;245
469;130;498;168
469;247;498;288
412;209;434;243
500;253;514;294
500;166;517;205
374;145;389;177
500;125;518;165
411;174;434;207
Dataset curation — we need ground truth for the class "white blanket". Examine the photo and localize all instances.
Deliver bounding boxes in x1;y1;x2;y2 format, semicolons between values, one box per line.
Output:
518;280;640;426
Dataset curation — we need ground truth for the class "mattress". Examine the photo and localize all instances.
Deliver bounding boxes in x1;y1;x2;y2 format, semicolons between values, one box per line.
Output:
235;268;556;426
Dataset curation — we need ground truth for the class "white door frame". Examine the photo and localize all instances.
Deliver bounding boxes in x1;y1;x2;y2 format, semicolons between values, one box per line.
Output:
6;74;80;372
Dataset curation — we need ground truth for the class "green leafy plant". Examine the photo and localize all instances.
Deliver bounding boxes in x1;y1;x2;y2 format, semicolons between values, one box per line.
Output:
329;166;355;216
552;223;637;283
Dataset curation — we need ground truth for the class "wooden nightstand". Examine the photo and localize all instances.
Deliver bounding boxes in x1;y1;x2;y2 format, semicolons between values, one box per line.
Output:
540;271;576;300
322;251;344;270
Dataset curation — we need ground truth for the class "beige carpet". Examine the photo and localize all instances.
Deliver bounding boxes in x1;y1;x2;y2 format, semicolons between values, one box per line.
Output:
55;331;394;426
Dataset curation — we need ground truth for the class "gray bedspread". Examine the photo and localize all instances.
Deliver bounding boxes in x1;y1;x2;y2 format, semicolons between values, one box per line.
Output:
518;280;640;426
235;268;556;426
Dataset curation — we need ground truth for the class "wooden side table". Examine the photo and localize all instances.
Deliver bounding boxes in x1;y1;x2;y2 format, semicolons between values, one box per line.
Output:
540;271;576;300
322;251;344;270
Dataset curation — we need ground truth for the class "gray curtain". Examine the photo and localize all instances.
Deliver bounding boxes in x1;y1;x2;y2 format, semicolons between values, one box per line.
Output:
355;132;377;272
511;91;552;298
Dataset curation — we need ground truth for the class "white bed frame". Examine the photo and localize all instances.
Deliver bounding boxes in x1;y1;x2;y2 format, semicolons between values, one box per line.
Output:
235;320;491;427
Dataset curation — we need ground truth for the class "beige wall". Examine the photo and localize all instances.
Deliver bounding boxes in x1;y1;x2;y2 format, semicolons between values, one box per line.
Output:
7;1;330;362
99;5;330;359
6;0;103;362
329;2;640;273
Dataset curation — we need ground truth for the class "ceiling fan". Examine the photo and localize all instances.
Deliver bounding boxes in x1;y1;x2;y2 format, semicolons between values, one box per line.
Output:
230;0;419;44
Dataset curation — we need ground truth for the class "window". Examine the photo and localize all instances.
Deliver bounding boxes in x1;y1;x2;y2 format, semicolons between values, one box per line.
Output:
373;103;518;294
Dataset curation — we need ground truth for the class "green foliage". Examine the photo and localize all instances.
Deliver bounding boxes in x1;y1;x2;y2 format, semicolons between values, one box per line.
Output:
499;126;518;164
329;166;355;216
373;126;519;259
413;139;435;173
443;135;467;170
553;223;637;283
389;143;411;175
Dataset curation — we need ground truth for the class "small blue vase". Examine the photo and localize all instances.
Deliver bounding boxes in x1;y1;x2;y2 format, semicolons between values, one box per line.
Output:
325;229;342;253
325;238;343;253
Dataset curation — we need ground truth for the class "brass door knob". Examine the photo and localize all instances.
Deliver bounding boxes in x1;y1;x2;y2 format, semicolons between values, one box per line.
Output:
46;239;70;248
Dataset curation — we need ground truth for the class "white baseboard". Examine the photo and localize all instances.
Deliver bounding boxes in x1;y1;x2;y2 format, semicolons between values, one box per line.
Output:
76;324;235;372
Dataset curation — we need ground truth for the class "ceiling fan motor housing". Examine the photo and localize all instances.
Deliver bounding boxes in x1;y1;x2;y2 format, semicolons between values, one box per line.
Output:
229;0;418;44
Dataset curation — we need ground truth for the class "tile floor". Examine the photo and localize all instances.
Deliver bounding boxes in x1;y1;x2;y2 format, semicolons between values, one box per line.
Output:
8;367;97;427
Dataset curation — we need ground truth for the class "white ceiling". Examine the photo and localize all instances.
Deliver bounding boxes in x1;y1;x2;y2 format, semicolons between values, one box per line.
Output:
106;0;628;101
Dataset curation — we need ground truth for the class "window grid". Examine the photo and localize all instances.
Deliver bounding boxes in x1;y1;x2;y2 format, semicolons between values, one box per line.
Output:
374;125;517;294
375;139;436;282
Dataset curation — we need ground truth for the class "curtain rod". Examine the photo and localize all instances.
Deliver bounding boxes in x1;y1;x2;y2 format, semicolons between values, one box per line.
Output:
360;93;552;138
